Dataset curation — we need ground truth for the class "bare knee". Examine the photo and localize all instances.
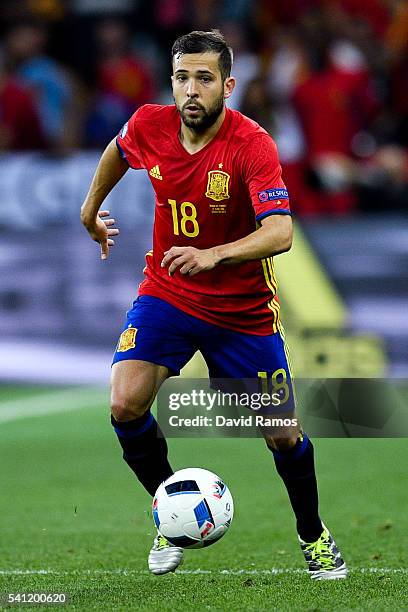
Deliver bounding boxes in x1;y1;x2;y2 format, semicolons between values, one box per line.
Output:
110;394;150;421
111;379;155;421
110;360;168;422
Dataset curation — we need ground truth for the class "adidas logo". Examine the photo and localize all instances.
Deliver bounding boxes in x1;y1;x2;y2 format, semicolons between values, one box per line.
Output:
149;165;162;180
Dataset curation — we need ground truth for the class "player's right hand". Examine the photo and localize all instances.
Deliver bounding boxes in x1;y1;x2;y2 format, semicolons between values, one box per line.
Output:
84;210;120;260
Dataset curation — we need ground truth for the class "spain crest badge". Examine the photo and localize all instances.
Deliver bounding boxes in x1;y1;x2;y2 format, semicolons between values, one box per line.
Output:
117;327;137;352
205;170;230;202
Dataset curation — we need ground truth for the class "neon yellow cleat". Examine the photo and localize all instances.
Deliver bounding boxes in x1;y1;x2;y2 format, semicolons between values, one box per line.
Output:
299;524;348;580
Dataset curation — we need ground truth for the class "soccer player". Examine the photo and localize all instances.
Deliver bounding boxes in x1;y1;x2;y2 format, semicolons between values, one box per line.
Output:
81;30;347;580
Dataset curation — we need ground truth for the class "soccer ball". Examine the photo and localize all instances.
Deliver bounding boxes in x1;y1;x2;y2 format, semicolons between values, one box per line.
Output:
152;468;234;549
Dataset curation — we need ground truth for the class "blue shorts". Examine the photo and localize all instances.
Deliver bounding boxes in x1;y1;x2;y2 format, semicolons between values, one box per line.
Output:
112;296;294;409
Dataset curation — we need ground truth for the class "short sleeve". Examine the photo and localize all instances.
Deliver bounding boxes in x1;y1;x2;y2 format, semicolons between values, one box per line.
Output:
116;107;145;169
242;135;291;222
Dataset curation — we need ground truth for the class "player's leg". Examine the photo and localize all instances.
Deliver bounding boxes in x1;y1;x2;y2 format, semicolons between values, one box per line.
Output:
110;359;173;496
265;427;349;579
199;323;347;579
111;359;185;576
110;296;197;575
111;295;196;493
200;326;323;540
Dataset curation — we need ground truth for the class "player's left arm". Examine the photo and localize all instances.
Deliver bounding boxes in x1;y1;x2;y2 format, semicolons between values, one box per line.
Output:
215;213;292;263
161;215;292;276
162;133;292;276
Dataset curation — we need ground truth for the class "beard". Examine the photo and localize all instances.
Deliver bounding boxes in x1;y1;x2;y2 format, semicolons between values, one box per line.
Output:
176;90;225;133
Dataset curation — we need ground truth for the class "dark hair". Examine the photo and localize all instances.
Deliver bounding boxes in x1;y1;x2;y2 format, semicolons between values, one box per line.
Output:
171;29;233;81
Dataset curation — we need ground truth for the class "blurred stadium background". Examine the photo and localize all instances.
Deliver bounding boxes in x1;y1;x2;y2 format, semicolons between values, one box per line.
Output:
0;0;407;384
1;3;408;608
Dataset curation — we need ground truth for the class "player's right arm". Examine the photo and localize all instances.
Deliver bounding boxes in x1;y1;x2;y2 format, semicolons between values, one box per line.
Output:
80;138;129;259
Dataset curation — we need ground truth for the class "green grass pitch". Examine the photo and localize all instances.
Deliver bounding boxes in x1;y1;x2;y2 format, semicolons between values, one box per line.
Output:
1;385;408;611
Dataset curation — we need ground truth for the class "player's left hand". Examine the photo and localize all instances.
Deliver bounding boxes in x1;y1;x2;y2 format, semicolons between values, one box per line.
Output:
161;246;219;277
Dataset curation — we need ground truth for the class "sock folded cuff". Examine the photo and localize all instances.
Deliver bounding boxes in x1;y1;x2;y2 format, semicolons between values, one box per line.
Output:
111;412;154;438
269;432;310;461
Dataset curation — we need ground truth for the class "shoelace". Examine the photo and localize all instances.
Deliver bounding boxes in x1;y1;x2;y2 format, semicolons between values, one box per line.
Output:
304;532;336;569
156;535;169;550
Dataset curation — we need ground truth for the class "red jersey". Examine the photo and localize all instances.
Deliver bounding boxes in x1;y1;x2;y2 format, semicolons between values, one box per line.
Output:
116;104;290;335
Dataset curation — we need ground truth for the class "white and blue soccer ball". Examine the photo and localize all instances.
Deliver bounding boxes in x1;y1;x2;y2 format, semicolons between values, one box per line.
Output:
152;468;234;549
